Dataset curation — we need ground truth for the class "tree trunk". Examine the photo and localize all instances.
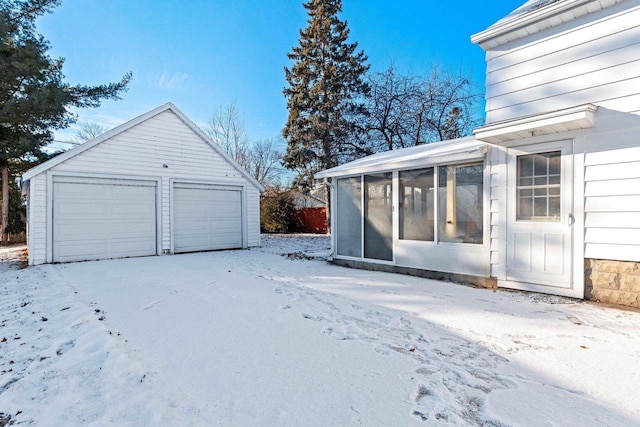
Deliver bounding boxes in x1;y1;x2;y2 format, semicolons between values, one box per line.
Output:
1;166;8;245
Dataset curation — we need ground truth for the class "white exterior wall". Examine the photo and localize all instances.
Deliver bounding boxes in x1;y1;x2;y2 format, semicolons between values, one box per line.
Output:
486;108;640;287
488;146;506;278
480;0;640;282
27;109;261;265
582;108;640;262
484;0;640;124
246;185;261;247
27;174;47;266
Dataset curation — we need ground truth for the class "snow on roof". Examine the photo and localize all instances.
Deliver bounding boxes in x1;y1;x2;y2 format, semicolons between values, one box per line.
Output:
496;0;562;24
471;0;621;48
315;136;485;178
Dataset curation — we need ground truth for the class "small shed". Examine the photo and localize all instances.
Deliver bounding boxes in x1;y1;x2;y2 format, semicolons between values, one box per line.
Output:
21;103;264;265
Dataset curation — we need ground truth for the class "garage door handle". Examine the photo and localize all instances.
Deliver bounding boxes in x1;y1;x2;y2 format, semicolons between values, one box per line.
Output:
568;213;575;226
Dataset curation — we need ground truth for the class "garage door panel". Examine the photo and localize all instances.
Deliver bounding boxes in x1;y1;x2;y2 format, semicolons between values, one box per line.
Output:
54;218;155;237
111;203;156;216
56;237;155;260
109;237;157;254
53;179;157;262
214;232;242;244
173;186;243;253
55;242;108;260
174;234;241;252
55;201;110;217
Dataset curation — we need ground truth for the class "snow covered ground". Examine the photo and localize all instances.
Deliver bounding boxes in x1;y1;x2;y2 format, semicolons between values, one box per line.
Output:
1;235;639;426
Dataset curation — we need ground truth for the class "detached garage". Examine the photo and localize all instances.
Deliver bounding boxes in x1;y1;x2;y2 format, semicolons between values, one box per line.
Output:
21;103;263;265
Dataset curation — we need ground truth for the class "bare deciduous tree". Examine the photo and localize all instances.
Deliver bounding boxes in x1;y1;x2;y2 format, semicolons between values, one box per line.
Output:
207;103;285;188
206;101;249;165
246;138;285;188
73;121;108;142
360;65;482;152
359;65;418;151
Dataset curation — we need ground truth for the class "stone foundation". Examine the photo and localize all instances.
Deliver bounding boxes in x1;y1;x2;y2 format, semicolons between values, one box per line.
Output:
585;259;640;308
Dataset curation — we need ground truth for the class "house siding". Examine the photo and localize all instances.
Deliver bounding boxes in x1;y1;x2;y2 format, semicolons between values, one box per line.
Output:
246;185;261;247
582;109;640;262
27;109;260;265
484;1;640;123
27;174;47;266
488;146;506;278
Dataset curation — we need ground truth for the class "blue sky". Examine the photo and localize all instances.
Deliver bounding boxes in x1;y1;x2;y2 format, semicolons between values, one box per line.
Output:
38;0;525;145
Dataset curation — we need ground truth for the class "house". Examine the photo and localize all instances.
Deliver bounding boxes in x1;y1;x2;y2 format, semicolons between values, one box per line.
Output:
21;103;264;265
290;187;327;209
316;0;640;307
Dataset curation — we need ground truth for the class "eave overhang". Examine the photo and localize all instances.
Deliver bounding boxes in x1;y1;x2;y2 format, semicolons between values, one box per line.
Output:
471;0;625;50
315;137;486;179
474;103;597;143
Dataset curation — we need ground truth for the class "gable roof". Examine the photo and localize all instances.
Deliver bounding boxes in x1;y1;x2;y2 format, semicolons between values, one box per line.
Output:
21;103;264;192
315;137;486;179
471;0;626;49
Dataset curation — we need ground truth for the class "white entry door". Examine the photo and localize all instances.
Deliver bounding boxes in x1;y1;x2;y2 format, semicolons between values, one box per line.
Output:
506;140;573;289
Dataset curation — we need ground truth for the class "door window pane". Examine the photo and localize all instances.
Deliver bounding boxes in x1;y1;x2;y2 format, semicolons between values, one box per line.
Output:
336;177;362;257
364;173;393;261
399;168;434;241
438;163;484;244
517;151;561;221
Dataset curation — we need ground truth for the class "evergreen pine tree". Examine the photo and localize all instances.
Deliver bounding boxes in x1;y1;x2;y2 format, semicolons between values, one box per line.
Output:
0;0;130;243
283;0;369;190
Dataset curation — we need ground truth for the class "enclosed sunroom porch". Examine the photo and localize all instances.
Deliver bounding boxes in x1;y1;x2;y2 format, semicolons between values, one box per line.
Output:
316;137;493;286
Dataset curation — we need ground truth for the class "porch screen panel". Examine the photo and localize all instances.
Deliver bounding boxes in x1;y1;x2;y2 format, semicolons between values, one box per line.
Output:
438;163;484;244
399;168;434;241
336;177;362;257
364;173;393;261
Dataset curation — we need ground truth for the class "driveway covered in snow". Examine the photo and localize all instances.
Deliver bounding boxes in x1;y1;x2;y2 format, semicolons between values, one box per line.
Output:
1;236;639;426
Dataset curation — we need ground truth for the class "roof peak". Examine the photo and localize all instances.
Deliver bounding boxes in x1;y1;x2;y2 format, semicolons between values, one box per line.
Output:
21;103;264;191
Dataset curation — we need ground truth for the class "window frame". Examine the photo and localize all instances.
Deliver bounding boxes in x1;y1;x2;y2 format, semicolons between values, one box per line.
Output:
436;161;485;245
516;151;562;222
332;158;486;263
398;167;435;242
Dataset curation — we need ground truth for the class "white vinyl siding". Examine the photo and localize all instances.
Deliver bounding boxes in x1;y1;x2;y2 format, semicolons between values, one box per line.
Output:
26;174;47;266
26;108;261;265
246;185;261;247
584;143;640;262
484;1;640;123
488;146;506;276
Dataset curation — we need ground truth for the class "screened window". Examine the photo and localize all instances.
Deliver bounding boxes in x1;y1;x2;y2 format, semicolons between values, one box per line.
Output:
364;173;393;261
438;163;484;244
517;151;561;221
336;177;362;257
399;168;434;241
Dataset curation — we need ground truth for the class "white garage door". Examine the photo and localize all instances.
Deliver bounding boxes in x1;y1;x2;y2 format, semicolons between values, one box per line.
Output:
53;177;157;262
173;183;243;253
